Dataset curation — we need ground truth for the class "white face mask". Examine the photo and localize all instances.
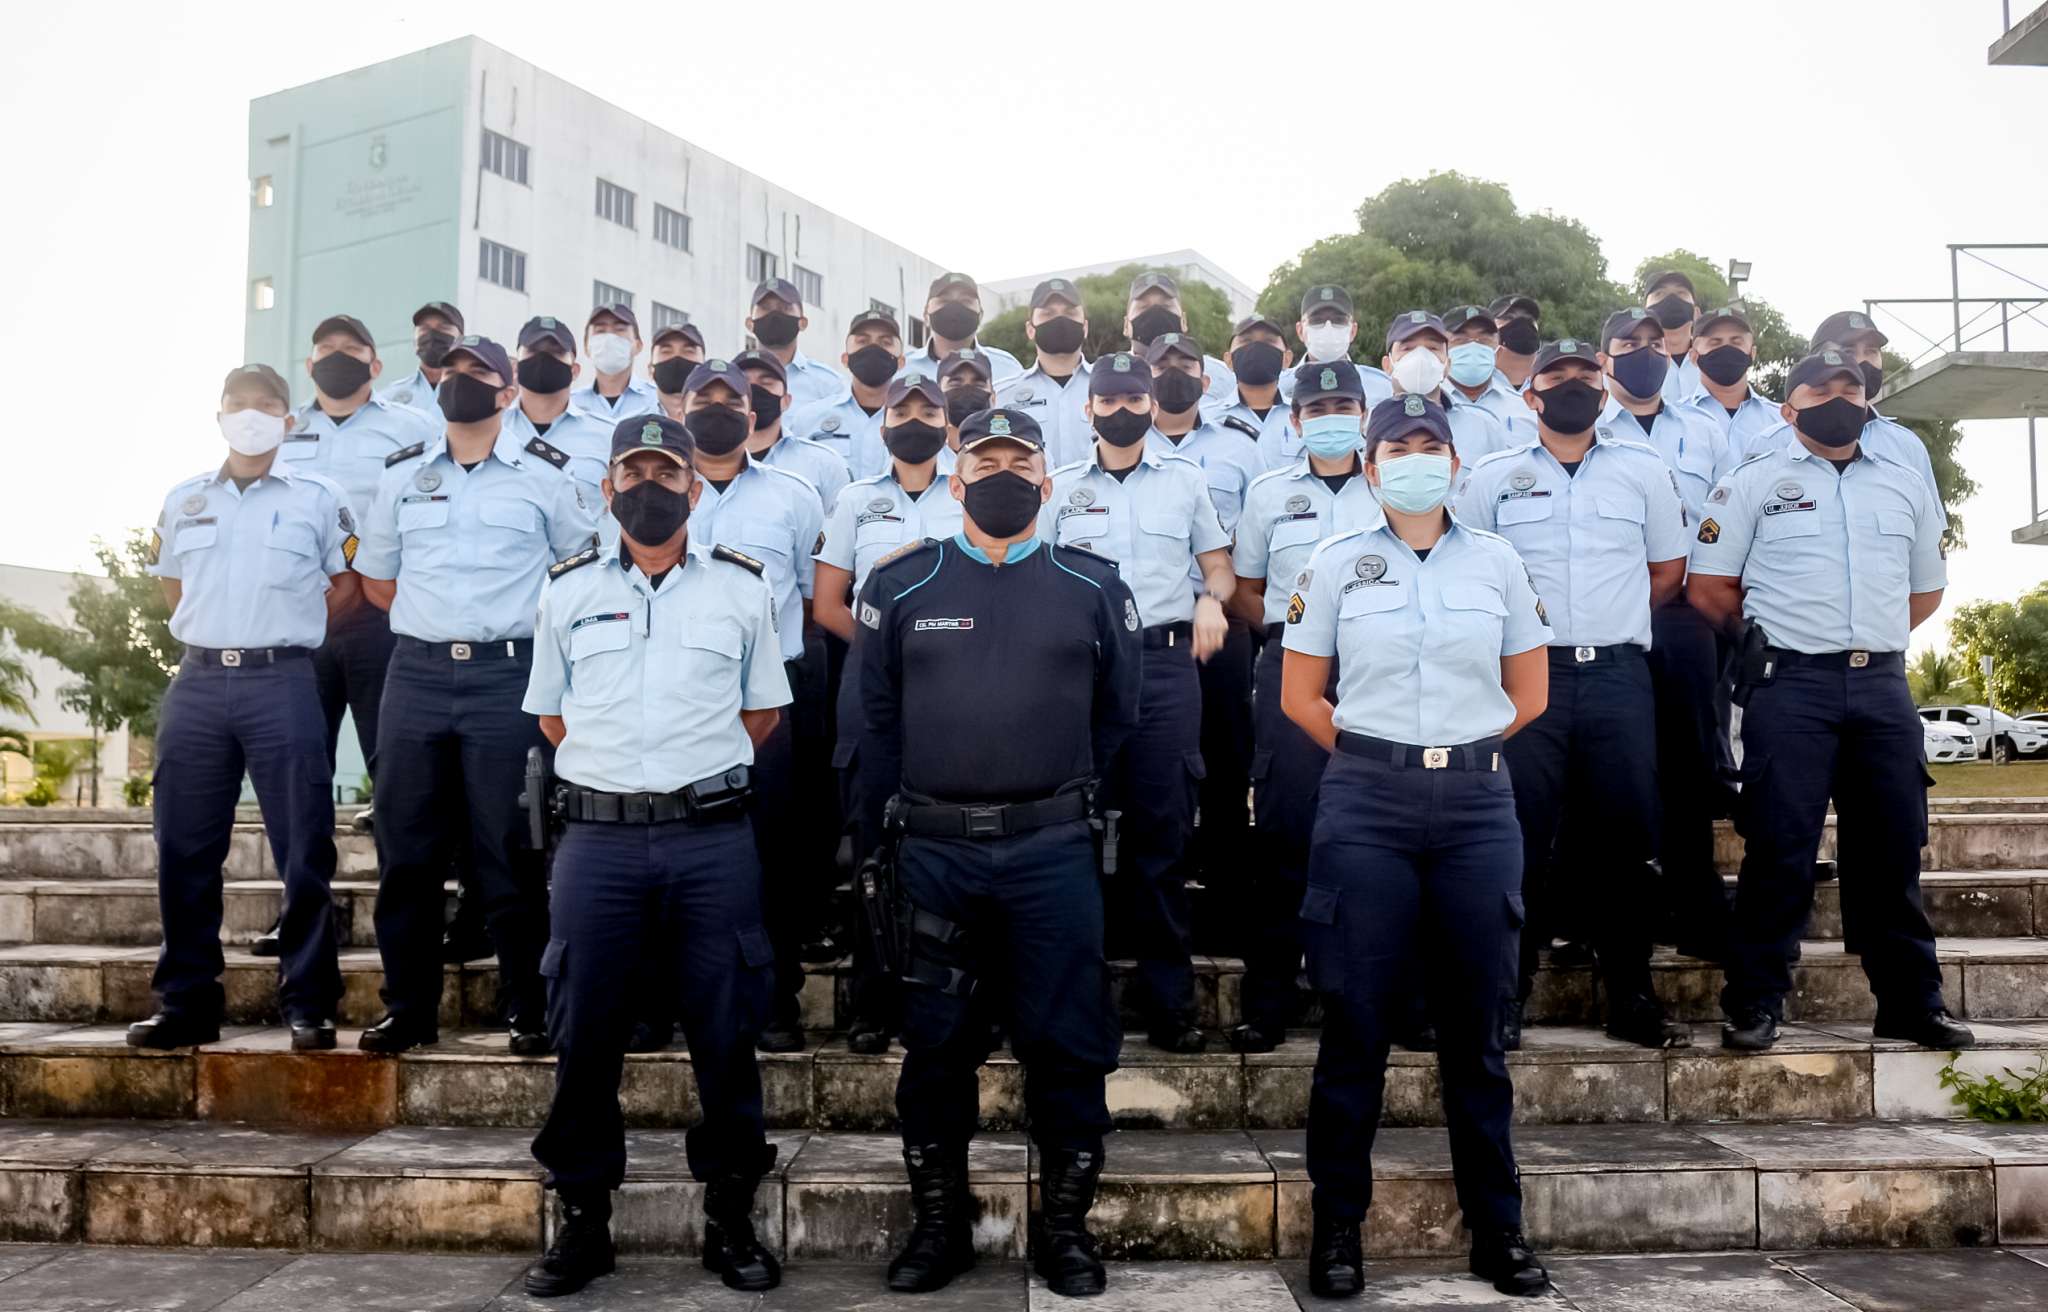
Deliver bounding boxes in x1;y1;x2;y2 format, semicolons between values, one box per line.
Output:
1303;322;1353;362
1390;347;1447;397
218;409;286;456
588;333;634;374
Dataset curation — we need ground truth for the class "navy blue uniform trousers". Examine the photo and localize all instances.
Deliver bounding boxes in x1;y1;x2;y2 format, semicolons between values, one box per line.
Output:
1242;629;1334;1034
1721;658;1943;1020
152;656;340;1023
1193;621;1256;950
312;597;395;778
533;814;775;1190
833;637;901;1031
895;821;1121;1154
1301;748;1523;1232
1649;598;1733;948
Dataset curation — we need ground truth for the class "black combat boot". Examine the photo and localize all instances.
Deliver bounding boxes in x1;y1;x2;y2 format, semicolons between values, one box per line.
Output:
1032;1146;1107;1298
1308;1211;1364;1298
523;1190;614;1297
887;1142;975;1291
702;1148;782;1292
1469;1227;1549;1296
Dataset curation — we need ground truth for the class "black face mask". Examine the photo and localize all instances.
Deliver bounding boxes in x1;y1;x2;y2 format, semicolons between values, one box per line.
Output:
1130;306;1183;345
751;312;800;348
1032;316;1085;356
1697;344;1753;387
1154;370;1204;415
416;330;456;368
1498;318;1541;356
1094;407;1153;448
1609;349;1670;401
684;406;750;456
436;372;503;424
1648;296;1695;330
749;385;784;431
651;357;697;395
848;344;899;387
961;470;1042;538
1791;397;1869;449
311;352;373;399
1231;342;1285;387
945;387;992;429
929;302;981;341
1532;378;1605;435
611;481;691;546
883;420;947;465
515;353;574;395
1858;361;1885;398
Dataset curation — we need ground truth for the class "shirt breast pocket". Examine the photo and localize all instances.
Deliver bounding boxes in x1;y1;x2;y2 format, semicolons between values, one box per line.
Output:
172;522;219;558
479;498;540;539
1437;583;1509;668
397;500;451;539
1138;508;1191;562
567;619;634;702
1338;585;1409;624
1055;510;1101;548
1496;496;1555;528
1869;508;1918;587
680;620;744;686
1268;517;1322;577
1593;494;1647;549
266;520;321;587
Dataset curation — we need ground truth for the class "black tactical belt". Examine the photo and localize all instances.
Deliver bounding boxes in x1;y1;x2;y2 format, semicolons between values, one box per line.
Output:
898;790;1090;838
1770;649;1904;671
1142;621;1194;650
558;768;752;824
1336;732;1505;772
398;637;533;661
183;646;313;667
1546;644;1645;666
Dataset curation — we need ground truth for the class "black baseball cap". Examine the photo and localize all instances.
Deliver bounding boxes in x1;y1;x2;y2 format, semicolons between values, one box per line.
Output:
1487;294;1541;321
311;314;374;349
734;349;787;383
518;315;577;355
1443;304;1498;333
682;357;749;397
221;363;290;405
442;335;512;383
1232;313;1288;340
1291;359;1366;405
1366;393;1454;448
848;307;899;336
957;407;1044;452
1646;270;1696;297
751;278;802;311
1385;309;1448;348
886;373;944;407
1300;284;1354;318
1693;305;1753;336
610;414;692;468
1812;310;1888;349
1786;348;1866;396
587;302;639;332
928;272;980;300
1530;338;1602;375
1129;271;1180;299
1142;332;1204;366
938;349;994;382
651;322;705;350
1601;307;1664;345
1089;351;1155;398
1031;278;1082;309
411;301;463;331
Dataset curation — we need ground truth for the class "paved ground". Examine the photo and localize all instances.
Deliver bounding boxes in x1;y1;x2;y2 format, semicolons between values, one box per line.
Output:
3;1247;2048;1311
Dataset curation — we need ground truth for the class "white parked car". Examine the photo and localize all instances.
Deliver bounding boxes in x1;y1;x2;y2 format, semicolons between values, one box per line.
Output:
1922;720;1977;764
1917;705;2048;761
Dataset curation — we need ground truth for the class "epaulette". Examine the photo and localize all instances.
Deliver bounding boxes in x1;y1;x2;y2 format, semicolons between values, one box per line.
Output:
1053;542;1118;568
712;544;766;576
548;546;600;579
1733;449;1777;470
1221;415;1261;441
525;436;569;469
385;442;426;467
872;538;939;571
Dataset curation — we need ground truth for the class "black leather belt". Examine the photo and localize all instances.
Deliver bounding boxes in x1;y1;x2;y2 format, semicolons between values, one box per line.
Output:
1546;644;1644;666
1771;649;1904;671
897;789;1090;838
183;646;313;667
1143;622;1194;650
399;637;533;661
558;768;752;824
1335;732;1505;771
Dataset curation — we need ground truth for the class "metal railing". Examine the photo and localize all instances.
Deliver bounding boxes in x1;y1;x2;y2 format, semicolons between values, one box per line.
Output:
1864;244;2048;379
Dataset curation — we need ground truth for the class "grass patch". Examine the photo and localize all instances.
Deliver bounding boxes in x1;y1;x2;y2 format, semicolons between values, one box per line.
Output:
1929;761;2048;797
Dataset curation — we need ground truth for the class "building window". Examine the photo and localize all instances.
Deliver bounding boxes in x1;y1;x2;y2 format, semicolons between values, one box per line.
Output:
793;264;824;308
480;128;529;185
251;176;274;208
595;178;636;229
909;315;926;348
651;302;691;334
653;204;691;253
746;245;779;284
250;277;275;311
870;298;896;320
479;238;527;292
593;280;633;311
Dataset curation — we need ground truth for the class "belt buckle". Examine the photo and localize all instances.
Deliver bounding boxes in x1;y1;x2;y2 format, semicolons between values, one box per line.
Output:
1574;646;1596;663
962;805;1004;837
450;642;473;661
1848;651;1870;668
220;649;242;668
1421;747;1450;770
623;794;652;824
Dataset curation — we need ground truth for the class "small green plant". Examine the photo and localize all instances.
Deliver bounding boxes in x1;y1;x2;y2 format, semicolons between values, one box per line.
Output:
122;774;151;807
1940;1053;2048;1122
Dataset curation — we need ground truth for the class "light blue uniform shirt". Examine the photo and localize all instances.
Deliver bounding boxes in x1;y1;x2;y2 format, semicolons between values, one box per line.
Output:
1689;444;1948;655
1684;385;1783;463
1451;430;1690;650
1661;354;1702;406
1192;354;1241;414
149;464;352;650
1149;422;1263;540
571;376;661;424
502;403;618;505
524;547;791;794
1282;517;1552;744
1599;397;1733;526
1258;369;1398;468
1233;462;1385;628
785;391;885;474
1210;392;1296;472
1445;374;1537;443
779;350;848;412
898;341;1024;387
354;429;597;643
1743;408;1940;497
282;396;439;522
1041;445;1230;627
753;433;851;514
1274;358;1390;408
374;367;443;423
666;458;825;662
995;359;1095;470
816;470;966;595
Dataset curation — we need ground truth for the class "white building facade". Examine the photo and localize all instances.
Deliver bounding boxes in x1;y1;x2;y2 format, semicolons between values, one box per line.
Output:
982;249;1261;321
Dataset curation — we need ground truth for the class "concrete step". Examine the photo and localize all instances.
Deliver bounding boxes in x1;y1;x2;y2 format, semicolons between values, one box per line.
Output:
2;1019;2042;1133
0;879;406;949
0;1118;2036;1258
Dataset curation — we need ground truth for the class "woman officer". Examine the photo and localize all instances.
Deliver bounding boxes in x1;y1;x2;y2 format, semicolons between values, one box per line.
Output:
1278;393;1553;1300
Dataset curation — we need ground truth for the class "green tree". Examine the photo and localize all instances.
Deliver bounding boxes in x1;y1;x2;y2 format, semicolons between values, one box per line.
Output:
979;263;1238;371
0;645;34;762
1949;583;2048;713
1630;249;1809;397
24;740;86;807
1908;648;1984;707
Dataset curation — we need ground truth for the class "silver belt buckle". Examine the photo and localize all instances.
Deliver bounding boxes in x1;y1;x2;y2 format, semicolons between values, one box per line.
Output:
1422;747;1450;769
1848;650;1870;668
220;649;242;668
450;642;473;661
1574;646;1597;663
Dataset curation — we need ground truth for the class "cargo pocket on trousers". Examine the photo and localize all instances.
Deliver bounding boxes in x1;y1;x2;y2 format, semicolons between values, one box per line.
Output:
539;938;568;979
1248;749;1274;827
1298;883;1344;994
737;925;776;969
1181;750;1208;815
1499;893;1526;1047
831;740;857;771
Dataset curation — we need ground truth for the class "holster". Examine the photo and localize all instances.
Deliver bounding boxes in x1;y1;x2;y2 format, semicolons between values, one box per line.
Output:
518;746;560;854
1732;621;1778;708
880;794;976;999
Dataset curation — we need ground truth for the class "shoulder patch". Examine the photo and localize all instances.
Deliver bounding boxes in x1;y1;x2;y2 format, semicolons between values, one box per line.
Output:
385;442;426;467
548;546;600;579
524;436;569;469
1221;415;1261;440
712;544;766;576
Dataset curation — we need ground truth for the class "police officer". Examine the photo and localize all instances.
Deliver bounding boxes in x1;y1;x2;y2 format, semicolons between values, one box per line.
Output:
901;272;1023;386
1291;286;1392;412
1487;294;1543;391
1689;350;1973;1054
851;349;985;480
858;406;1140;1298
1226;360;1383;1053
377;301;464;419
784;308;907;471
1807;310;1941;492
1452;336;1691;1050
1209;313;1297;464
574;303;659;421
994;278;1095;468
1284;393;1552;1301
670;358;827;1052
503;316;618;505
1043;353;1233;1053
129;364;352;1052
736;349;850;512
1442;305;1536;442
519;414;788;1298
1385;310;1513;465
1643;272;1702;405
1684;305;1782;460
353;335;597;1054
742;276;844;409
649;321;709;414
1125;272;1237;409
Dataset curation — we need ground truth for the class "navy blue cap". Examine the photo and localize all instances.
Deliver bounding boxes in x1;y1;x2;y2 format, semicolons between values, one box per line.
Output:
848;307;899;336
1601;306;1664;346
957;407;1044;452
1487;294;1541;321
1442;304;1498;334
651;321;705;350
752;278;802;311
442;335;512;384
312;314;374;349
587;302;638;332
1646;270;1696;297
1385;310;1448;348
1693;304;1753;336
1786;348;1866;396
1292;360;1366;404
1232;313;1288;340
682;357;749;397
1142;332;1204;366
1128;271;1180;300
1531;337;1601;375
734;349;787;383
938;349;994;382
1031;278;1082;308
1812;310;1887;349
928;271;980;300
1365;393;1453;448
609;414;692;468
411;301;463;331
221;363;290;405
885;373;944;407
1300;284;1353;318
518;316;577;355
1088;352;1155;397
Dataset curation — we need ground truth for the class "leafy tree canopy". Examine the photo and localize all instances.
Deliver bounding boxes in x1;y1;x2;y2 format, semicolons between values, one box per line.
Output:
979;264;1237;371
1949;583;2048;712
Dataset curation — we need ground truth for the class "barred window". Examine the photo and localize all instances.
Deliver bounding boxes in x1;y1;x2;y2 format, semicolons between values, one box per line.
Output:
479;239;527;292
746;245;779;283
480;129;529;185
653;204;691;252
593;280;633;310
595;177;636;228
651;302;691;333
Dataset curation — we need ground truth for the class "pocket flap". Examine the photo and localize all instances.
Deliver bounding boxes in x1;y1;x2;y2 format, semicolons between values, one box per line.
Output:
1248;748;1273;783
830;740;857;770
1441;584;1509;616
1270;518;1322;551
173;523;220;553
1339;585;1408;619
1138;509;1190;539
1504;891;1527;930
1182;750;1207;783
539;938;568;978
682;621;743;659
569;617;631;660
1497;496;1554;526
1298;883;1340;926
736;925;775;969
479;499;539;532
1595;495;1645;524
268;521;319;557
1875;508;1917;538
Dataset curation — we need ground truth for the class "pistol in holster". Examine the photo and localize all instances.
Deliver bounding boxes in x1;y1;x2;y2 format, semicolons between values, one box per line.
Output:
877;794;977;999
1732;621;1778;708
1083;779;1122;879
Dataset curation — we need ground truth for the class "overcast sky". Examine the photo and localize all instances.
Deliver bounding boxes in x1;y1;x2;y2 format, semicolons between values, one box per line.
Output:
3;0;2045;649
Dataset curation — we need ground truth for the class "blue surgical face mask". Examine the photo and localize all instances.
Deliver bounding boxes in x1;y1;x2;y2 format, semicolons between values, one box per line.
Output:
1373;452;1454;514
1299;412;1362;459
1448;342;1498;388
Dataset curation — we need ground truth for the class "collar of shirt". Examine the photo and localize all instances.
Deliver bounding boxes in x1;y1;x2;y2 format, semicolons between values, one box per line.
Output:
1783;443;1872;470
951;532;1043;565
422;431;518;470
296;395;386;428
210;460;303;489
1083;443;1168;475
1023;357;1091;385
